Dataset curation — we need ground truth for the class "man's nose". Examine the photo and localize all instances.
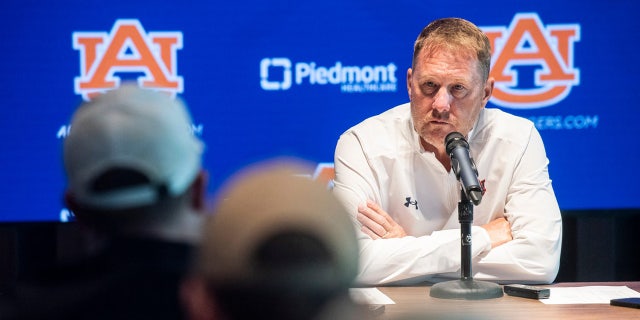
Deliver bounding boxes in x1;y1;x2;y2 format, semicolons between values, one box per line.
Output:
432;88;451;113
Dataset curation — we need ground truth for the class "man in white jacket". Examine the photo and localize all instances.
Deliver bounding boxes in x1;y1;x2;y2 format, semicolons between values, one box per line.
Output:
333;17;562;286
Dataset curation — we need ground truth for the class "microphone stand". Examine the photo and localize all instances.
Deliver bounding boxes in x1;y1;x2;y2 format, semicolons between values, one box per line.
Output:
429;188;503;299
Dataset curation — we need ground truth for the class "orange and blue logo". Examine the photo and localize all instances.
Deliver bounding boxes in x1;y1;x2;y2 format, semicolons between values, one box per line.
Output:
73;19;183;100
313;162;336;188
481;13;580;109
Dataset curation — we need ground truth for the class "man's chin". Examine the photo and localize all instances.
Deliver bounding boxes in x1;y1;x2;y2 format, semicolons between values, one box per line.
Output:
416;125;456;150
419;135;446;153
427;129;453;144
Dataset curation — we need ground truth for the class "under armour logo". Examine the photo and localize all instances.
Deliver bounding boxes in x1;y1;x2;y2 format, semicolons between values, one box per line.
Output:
404;197;418;210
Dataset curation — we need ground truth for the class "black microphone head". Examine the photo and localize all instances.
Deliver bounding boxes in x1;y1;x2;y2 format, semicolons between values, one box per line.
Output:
444;132;468;154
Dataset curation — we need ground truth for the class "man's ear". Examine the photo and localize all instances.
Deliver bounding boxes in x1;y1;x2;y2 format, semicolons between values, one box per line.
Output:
190;170;208;211
406;68;413;99
482;77;495;106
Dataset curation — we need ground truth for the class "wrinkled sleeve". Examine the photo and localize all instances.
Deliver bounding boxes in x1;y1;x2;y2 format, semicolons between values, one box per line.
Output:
474;127;562;284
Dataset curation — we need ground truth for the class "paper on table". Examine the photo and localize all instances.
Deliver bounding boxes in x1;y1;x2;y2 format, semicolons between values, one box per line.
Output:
349;288;396;305
540;286;640;304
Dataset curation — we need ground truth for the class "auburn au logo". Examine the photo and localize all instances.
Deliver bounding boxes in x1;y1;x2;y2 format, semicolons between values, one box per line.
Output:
313;163;336;188
481;13;580;109
73;19;183;100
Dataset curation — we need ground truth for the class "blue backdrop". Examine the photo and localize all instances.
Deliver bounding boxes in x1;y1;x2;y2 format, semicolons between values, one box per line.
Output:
1;0;639;222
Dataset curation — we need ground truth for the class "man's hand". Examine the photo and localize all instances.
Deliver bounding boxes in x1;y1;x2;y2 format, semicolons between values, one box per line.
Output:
357;200;407;239
481;217;513;248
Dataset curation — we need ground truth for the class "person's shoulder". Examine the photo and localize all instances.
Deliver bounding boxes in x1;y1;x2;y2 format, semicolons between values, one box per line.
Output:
342;103;410;136
476;108;538;144
482;108;535;131
483;107;533;125
336;103;413;156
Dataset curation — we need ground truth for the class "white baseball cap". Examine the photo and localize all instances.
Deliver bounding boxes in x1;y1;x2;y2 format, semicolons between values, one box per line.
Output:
63;84;204;209
195;160;359;291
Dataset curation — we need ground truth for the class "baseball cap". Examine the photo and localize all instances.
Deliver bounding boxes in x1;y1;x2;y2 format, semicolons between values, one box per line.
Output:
195;159;359;291
63;84;204;210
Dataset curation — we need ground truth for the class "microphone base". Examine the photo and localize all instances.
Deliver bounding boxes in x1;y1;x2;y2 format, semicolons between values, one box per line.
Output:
429;279;503;300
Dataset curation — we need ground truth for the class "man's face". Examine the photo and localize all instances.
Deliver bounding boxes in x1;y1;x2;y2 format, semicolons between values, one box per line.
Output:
407;48;493;153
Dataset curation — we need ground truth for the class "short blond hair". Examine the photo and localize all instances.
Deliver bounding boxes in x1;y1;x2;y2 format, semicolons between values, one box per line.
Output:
412;17;492;81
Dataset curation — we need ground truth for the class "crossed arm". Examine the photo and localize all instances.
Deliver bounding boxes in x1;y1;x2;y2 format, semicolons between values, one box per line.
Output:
358;199;512;249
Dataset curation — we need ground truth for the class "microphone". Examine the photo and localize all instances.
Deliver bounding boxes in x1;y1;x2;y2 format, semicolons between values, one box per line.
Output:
445;132;483;205
431;132;502;300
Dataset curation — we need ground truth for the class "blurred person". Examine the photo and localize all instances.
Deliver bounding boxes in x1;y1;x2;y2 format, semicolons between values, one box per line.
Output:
7;84;207;319
332;17;562;285
181;160;370;320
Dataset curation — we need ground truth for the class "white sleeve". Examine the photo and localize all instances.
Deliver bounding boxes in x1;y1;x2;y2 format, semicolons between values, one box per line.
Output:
354;228;492;285
473;127;562;284
333;131;492;285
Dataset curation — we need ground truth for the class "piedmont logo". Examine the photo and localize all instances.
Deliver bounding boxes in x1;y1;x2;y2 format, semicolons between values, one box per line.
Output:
481;13;580;109
260;58;398;93
73;19;183;100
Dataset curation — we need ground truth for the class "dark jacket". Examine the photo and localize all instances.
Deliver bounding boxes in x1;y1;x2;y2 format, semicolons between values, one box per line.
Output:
2;236;193;320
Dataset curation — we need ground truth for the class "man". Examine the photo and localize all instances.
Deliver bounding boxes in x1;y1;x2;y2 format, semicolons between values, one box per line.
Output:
8;84;207;319
332;18;562;285
181;160;365;320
